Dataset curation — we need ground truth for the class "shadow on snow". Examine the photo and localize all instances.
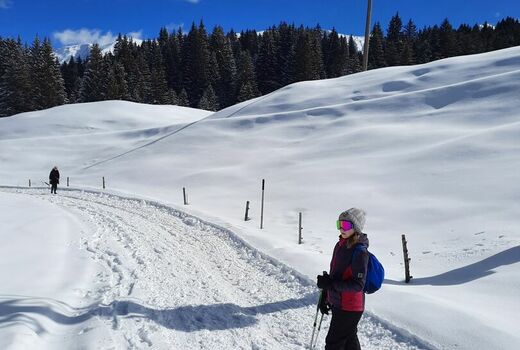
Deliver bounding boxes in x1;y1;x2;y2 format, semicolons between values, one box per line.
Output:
0;292;318;333
384;245;520;286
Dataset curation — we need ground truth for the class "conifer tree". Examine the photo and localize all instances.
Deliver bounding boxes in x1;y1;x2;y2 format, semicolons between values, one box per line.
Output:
277;22;297;84
61;56;81;103
158;27;183;93
182;22;211;107
323;29;348;77
207;52;220;93
239;30;259;59
347;36;362;74
149;42;171;104
134;50;153;103
439;18;457;58
348;35;358;57
168;89;179;105
415;29;433;64
27;37;67;110
114;35;138;101
79;44;108;102
210;26;237;108
456;24;479;55
385;13;403;66
493;17;520;49
368;22;386;69
237;83;258;103
177;88;189;107
0;39;33;116
310;26;326;79
429;25;442;60
197;85;219;111
106;61;129;100
34;38;67;109
401;19;417;65
480;22;497;51
227;29;242;63
256;30;280;93
236;50;260;102
293;27;321;82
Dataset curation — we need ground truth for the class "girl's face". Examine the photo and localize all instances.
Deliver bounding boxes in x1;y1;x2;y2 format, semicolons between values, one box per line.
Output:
339;228;355;239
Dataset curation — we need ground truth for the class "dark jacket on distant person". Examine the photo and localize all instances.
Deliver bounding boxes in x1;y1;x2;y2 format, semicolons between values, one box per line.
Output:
49;168;60;185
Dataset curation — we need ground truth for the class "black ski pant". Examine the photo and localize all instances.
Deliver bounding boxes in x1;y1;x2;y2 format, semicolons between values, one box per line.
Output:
325;307;363;350
51;183;57;194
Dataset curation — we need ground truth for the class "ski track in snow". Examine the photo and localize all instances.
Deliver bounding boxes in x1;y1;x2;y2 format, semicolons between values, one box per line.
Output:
1;187;430;350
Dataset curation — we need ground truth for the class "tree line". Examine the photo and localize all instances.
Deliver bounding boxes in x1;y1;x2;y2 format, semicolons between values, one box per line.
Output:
1;15;519;117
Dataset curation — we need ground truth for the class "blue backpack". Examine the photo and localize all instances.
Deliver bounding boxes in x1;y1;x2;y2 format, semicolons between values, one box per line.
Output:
354;246;384;294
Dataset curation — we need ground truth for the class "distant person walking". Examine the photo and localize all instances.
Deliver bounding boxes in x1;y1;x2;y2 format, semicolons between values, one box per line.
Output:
316;208;369;350
49;166;60;194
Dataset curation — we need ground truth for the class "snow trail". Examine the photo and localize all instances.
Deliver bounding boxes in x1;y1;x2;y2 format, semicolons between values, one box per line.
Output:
1;187;431;349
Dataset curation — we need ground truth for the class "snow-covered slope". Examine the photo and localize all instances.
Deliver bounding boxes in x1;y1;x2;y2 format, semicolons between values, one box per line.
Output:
1;188;423;349
1;46;519;349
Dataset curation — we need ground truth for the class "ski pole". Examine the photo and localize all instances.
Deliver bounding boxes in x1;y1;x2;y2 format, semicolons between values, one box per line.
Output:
312;313;325;349
309;290;323;349
310;271;328;349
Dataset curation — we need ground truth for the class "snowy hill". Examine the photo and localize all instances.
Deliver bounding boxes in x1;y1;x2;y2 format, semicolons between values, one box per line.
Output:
1;46;520;349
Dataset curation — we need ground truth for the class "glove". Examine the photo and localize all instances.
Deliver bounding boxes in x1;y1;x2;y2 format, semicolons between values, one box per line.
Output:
316;272;332;289
318;290;331;315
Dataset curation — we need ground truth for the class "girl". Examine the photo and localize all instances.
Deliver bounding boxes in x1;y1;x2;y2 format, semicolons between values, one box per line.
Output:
317;208;369;350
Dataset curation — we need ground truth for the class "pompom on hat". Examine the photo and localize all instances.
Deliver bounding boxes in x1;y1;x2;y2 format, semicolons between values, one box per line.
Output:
338;208;366;233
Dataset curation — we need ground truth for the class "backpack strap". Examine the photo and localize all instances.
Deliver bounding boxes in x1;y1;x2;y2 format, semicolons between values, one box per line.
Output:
352;244;368;259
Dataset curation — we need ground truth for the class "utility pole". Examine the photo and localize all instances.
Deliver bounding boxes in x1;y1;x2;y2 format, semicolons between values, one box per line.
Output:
362;0;373;71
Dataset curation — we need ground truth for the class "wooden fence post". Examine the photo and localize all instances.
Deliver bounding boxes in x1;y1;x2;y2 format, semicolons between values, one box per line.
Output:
102;177;105;189
29;179;31;187
244;201;250;221
183;187;188;205
260;179;265;229
402;234;413;283
298;212;303;244
67;177;69;187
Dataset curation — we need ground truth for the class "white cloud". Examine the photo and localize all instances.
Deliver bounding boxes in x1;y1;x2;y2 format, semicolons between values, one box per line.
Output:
53;28;142;46
127;31;144;40
184;0;200;3
0;0;12;9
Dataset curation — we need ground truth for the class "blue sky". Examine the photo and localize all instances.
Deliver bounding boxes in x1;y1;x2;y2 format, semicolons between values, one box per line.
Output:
0;0;518;48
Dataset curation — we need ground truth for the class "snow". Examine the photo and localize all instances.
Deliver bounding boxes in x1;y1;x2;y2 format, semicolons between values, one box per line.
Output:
0;191;109;349
336;33;364;50
1;46;520;349
0;188;424;350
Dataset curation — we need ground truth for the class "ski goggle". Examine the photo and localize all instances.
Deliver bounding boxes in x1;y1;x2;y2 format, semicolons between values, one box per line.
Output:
336;220;354;231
